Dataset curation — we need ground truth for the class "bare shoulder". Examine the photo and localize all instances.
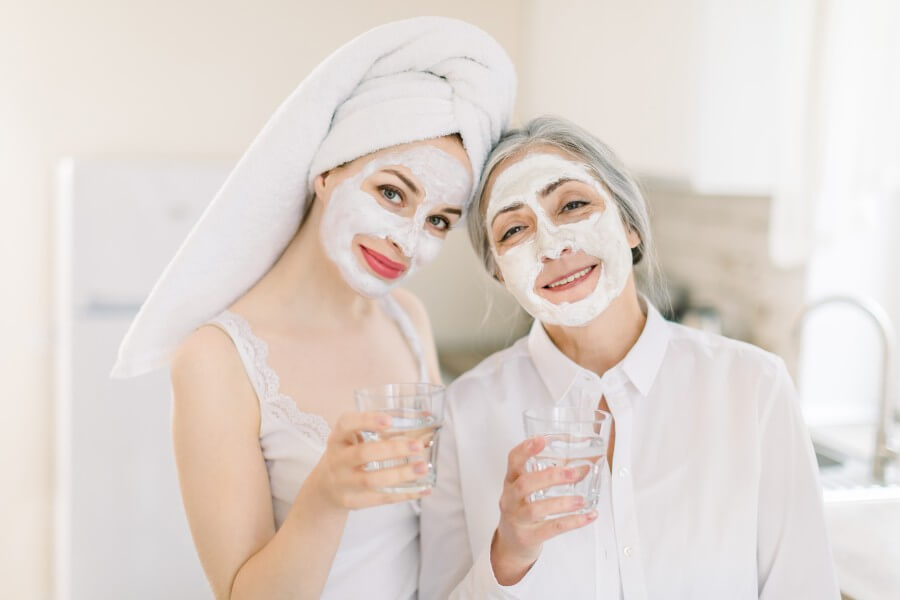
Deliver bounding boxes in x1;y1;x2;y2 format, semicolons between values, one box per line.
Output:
170;324;259;428
390;287;431;330
391;288;442;382
172;324;241;380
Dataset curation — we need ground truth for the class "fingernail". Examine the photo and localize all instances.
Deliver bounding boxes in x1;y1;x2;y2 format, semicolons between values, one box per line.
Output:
413;462;428;474
377;415;391;427
420;488;433;497
585;510;598;521
409;440;423;452
564;468;576;480
572;496;585;508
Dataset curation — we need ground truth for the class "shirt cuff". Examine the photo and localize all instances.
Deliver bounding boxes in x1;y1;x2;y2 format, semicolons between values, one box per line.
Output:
468;542;549;599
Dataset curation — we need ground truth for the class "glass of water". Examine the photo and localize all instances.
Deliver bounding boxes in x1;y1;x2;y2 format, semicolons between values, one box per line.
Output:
354;383;444;493
522;406;612;516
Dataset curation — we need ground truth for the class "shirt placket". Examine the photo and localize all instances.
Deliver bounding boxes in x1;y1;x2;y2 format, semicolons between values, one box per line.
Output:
572;375;620;599
593;453;619;598
604;376;648;600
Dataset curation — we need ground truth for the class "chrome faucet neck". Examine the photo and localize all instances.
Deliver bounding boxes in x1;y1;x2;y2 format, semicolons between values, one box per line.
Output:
794;295;897;483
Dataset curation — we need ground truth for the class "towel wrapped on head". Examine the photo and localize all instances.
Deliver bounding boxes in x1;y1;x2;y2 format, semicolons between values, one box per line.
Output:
111;16;516;378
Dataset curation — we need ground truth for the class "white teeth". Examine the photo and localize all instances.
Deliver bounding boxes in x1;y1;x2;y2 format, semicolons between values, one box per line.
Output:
547;266;592;288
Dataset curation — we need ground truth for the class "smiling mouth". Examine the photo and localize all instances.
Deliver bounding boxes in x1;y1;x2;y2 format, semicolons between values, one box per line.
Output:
543;264;598;291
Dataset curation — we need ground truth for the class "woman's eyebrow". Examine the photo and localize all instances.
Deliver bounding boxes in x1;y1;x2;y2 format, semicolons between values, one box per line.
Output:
539;177;576;197
443;207;463;216
383;168;421;195
490;201;524;226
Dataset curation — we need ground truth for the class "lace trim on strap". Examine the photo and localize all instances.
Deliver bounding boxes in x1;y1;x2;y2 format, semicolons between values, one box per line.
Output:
212;311;331;448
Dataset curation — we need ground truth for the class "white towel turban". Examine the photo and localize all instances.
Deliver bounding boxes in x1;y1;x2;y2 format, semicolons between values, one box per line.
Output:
111;16;516;378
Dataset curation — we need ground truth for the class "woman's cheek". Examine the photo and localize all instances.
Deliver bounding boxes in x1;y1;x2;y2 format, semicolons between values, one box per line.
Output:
414;234;444;269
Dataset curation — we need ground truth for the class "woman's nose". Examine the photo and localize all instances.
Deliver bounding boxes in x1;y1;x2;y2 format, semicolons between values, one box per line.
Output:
387;235;413;259
541;247;571;263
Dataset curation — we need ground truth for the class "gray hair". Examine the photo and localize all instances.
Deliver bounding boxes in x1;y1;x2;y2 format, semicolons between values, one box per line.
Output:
468;115;662;299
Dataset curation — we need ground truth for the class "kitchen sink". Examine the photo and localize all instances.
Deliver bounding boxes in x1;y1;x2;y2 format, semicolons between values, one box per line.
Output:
815;443;900;503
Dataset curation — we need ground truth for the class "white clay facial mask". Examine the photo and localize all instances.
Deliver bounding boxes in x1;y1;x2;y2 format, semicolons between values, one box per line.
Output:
320;145;471;297
487;153;632;326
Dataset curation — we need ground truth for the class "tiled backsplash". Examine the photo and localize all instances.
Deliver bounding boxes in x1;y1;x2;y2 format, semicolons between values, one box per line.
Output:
642;180;807;369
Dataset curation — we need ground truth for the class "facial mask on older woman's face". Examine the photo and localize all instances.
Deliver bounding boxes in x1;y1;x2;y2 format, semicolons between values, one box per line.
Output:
320;145;471;297
487;153;632;327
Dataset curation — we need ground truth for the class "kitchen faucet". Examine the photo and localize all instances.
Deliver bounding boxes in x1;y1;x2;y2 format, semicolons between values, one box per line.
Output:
795;295;898;483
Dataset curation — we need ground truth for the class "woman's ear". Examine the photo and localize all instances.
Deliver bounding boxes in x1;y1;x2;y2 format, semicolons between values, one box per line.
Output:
313;171;329;199
626;228;641;249
626;228;644;265
492;263;505;284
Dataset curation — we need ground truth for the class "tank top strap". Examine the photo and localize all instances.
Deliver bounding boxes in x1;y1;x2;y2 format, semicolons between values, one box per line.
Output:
378;295;430;383
205;311;272;402
204;311;331;447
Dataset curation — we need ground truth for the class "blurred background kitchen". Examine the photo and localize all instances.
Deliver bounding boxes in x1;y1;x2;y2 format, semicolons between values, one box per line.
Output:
3;1;899;598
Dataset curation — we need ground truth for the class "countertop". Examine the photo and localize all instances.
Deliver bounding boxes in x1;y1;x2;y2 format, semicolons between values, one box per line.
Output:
825;498;900;600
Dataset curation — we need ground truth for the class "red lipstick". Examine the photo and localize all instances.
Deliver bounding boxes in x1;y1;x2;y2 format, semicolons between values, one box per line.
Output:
360;245;408;280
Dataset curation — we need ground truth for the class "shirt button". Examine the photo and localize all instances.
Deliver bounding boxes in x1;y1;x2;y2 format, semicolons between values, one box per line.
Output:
623;546;634;558
618;467;629;478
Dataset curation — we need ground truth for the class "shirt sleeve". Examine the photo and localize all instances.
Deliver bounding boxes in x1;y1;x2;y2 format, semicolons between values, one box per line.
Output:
419;401;476;599
419;400;552;599
449;542;555;599
756;358;841;599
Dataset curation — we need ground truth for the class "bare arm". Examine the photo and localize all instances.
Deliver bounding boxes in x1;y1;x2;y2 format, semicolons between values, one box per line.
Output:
172;326;427;600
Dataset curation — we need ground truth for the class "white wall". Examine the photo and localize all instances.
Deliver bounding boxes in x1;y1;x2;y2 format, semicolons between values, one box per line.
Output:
518;0;792;194
518;0;705;180
0;2;521;596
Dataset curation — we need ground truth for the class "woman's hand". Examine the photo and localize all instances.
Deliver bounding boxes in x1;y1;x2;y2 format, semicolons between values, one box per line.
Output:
491;436;598;586
309;411;429;510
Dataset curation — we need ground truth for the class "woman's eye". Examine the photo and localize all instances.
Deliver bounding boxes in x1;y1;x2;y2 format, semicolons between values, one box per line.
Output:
427;215;451;231
379;185;403;204
561;199;588;212
500;225;524;242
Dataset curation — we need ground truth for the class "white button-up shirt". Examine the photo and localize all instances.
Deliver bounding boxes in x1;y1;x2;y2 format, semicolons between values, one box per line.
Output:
420;303;839;599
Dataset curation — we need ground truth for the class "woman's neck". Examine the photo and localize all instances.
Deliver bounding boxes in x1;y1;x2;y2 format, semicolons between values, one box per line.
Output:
237;198;378;329
541;275;646;377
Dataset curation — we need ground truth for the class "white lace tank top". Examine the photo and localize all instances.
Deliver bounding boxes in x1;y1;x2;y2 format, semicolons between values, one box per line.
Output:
206;295;429;600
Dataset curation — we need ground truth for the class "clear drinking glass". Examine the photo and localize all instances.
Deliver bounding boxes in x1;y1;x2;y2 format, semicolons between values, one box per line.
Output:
522;406;612;516
354;383;444;493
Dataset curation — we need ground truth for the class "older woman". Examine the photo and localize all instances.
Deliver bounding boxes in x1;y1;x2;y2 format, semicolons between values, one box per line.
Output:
420;116;838;599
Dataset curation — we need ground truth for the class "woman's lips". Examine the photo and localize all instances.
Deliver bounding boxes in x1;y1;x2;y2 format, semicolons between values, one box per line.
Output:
542;264;598;292
360;245;408;280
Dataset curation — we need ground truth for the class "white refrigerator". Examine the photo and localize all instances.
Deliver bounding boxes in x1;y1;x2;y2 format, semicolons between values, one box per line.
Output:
55;158;231;599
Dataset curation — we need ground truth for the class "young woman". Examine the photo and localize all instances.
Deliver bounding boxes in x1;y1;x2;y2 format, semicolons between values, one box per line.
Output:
111;18;515;600
420;116;839;599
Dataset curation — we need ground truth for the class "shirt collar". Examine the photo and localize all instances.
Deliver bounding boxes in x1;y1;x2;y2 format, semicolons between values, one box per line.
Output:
527;299;671;402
